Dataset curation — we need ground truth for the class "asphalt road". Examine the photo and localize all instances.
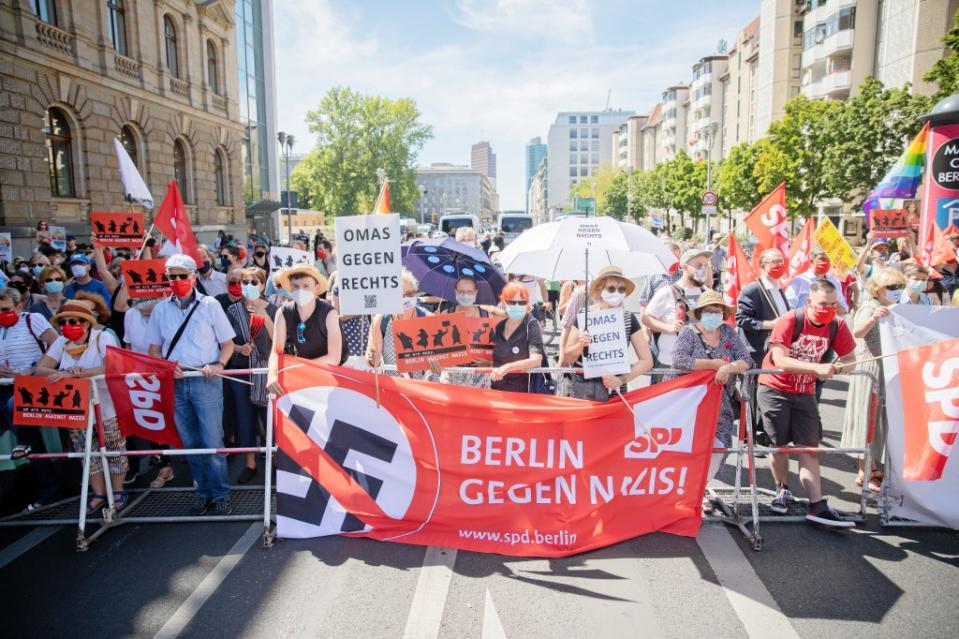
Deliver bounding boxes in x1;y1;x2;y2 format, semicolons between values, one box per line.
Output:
0;379;957;639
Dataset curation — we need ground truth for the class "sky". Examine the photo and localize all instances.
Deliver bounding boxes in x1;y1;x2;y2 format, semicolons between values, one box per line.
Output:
273;0;761;211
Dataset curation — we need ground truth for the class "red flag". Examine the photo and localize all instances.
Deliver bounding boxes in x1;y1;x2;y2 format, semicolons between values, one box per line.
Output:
273;356;722;556
744;183;789;254
104;347;183;447
919;219;958;270
787;217;817;281
373;180;391;214
943;223;959;236
722;234;756;317
153;181;201;264
897;337;959;481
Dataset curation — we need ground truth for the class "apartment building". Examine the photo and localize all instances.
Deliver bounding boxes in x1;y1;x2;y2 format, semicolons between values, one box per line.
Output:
688;56;729;162
611;114;650;171
659;86;690;162
720;18;761;157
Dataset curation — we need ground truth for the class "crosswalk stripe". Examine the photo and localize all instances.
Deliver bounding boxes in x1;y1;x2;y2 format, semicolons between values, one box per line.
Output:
403;546;457;639
0;526;60;570
482;588;507;639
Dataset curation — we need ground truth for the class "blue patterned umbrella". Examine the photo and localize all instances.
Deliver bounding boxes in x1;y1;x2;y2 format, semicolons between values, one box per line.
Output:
402;238;506;306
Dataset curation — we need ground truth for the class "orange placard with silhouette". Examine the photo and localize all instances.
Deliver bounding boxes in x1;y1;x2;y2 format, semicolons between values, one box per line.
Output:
466;316;497;362
13;376;91;428
122;259;171;298
871;209;910;239
92;212;145;249
391;313;472;372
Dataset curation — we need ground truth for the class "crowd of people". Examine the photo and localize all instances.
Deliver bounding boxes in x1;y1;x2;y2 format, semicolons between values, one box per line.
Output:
1;218;958;528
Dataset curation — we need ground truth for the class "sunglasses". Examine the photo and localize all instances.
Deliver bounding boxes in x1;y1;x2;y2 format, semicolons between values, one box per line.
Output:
61;318;88;326
505;300;526;306
886;284;904;291
227;279;241;285
46;277;64;282
166;273;192;280
605;285;627;294
240;279;259;286
254;252;266;257
296;321;306;344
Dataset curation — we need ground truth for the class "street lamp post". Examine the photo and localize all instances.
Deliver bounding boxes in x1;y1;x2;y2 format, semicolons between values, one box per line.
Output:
626;166;633;222
277;131;295;244
704;122;719;240
418;184;427;225
590;180;597;216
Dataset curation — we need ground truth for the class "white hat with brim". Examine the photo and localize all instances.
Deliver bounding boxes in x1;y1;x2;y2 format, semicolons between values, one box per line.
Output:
165;254;197;272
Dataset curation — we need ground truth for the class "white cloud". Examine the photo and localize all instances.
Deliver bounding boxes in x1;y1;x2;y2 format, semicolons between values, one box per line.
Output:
452;0;595;43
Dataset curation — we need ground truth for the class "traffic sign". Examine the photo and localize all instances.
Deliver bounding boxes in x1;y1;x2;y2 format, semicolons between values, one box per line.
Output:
701;205;716;217
701;191;717;206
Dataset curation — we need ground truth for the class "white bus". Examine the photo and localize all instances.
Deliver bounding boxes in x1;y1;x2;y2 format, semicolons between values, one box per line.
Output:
439;213;480;236
497;213;533;245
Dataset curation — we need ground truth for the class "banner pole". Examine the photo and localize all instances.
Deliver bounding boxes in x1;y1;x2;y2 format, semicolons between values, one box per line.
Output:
135;224;155;260
179;364;254;386
374;365;381;408
740;252;781;319
76;394;97;549
262;393;275;546
91;382;115;516
584;246;590;330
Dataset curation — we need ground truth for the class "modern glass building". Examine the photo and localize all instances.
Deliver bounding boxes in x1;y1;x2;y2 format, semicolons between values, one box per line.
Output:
235;0;278;219
525;137;546;213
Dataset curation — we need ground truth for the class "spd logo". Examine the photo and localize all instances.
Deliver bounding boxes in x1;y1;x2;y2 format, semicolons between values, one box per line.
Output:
624;385;705;459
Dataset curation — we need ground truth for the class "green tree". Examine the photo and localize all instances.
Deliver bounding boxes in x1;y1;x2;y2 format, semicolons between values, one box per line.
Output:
569;163;622;214
290;87;433;216
924;8;959;101
600;170;633;220
823;77;932;208
717;141;762;212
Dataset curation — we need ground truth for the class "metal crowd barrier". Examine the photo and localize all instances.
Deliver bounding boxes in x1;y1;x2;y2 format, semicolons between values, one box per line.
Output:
0;363;891;552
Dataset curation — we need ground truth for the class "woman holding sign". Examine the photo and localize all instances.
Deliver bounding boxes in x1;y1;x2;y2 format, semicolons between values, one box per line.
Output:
432;276;492;389
367;270;431;379
562;266;653;401
34;299;129;513
489;282;545;393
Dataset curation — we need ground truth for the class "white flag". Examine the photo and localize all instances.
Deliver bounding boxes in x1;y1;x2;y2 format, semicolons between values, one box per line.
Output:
113;137;154;209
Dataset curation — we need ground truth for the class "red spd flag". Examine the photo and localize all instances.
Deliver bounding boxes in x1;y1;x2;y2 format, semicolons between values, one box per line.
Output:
273;356;722;557
104;346;183;447
787;217;817;281
154;181;202;264
897;338;959;480
722;234;756;315
919;220;957;271
744;183;789;254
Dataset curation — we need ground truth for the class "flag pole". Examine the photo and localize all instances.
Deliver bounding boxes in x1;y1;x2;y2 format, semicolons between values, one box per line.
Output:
583;246;590;330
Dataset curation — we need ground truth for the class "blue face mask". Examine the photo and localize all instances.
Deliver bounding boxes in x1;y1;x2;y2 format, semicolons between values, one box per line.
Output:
700;311;724;331
31;265;44;277
242;283;261;301
278;288;293;299
906;279;925;294
506;305;526;321
44;280;64;295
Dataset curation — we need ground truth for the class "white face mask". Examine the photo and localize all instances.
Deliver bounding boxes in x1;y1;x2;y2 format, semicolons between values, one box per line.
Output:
693;267;707;283
401;295;417;310
71;264;88;278
291;288;314;306
884;288;901;304
600;290;625;307
455;292;477;307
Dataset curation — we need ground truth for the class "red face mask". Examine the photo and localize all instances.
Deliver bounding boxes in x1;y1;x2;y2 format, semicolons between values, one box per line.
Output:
813;260;831;276
0;310;18;328
317;249;327;260
62;323;87;341
228;282;243;298
169;278;194;298
766;264;786;279
810;306;837;325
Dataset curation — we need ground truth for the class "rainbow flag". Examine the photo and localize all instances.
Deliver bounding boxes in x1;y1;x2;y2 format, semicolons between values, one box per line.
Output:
863;121;929;224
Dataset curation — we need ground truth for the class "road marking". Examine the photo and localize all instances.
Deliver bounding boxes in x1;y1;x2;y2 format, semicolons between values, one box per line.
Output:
152;523;261;639
403;546;457;639
697;525;800;639
482;588;507;639
0;526;60;570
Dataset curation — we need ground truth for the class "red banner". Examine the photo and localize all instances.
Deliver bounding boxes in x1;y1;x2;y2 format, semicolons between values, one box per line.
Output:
919;218;958;270
122;258;172;298
154;181;202;264
744;183;789;255
12;376;90;428
722;234;755;315
273;357;722;557
787;217;817;281
91;212;145;249
897;337;959;481
104;347;183;447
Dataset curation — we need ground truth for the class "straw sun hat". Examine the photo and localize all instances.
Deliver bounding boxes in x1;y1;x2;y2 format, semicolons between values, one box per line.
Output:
51;299;98;326
589;265;636;300
690;289;735;320
276;264;328;295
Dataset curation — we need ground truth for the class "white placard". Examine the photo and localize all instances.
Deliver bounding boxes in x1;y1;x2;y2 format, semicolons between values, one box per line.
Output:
269;247;312;273
577;307;630;379
0;232;11;263
334;213;402;315
49;225;66;251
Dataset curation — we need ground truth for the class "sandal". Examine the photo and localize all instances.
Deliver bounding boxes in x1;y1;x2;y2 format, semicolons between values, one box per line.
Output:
86;493;107;515
868;470;883;493
11;444;32;460
113;490;129;511
150;467;175;489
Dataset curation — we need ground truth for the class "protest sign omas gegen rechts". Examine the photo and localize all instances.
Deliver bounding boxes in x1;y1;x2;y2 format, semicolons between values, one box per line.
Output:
577;307;630;380
334;214;402;315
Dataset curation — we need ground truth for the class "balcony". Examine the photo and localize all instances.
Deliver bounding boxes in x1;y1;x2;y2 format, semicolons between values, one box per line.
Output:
113;54;141;80
35;22;73;56
821;69;852;97
692;72;712;88
693;92;712;110
694;117;713;133
802;28;854;68
662;134;676;148
169;77;190;98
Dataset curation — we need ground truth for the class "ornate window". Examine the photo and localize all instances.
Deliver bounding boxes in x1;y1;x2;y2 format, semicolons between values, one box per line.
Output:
33;0;56;25
120;125;138;168
206;41;219;94
173;139;190;203
214;149;227;206
107;0;127;55
163;16;179;77
45;108;75;197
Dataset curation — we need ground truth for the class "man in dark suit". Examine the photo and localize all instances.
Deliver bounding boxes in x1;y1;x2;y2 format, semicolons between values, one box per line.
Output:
736;248;790;367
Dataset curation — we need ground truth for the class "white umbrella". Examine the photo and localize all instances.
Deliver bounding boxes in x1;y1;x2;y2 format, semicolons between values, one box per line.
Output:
497;216;677;280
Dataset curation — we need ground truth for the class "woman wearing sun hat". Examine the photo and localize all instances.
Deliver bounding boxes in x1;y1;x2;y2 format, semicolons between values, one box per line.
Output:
562;265;654;401
35;299;129;513
672;290;753;490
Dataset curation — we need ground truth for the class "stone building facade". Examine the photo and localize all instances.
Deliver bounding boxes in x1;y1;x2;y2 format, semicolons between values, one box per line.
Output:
0;0;245;246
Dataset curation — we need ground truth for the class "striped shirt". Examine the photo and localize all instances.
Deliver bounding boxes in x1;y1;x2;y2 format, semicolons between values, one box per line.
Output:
0;313;52;371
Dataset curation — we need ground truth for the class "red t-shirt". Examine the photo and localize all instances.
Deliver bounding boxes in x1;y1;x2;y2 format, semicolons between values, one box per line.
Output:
759;311;855;395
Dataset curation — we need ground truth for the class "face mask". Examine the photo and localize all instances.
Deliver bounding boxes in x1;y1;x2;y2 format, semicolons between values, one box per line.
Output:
810;306;837;325
401;295;417;310
31;265;44;277
813;261;831;276
694;267;708;282
292;288;314;306
71;264;88;278
906;279;925;294
884;289;901;304
242;283;261;301
169;278;194;298
198;261;212;274
0;310;18;328
876;251;889;260
766;264;785;279
317;249;327;260
10;282;28;294
44;280;64;295
601;290;625;307
455;292;477;307
278;288;293;299
506;305;527;321
17;265;28;273
700;311;724;331
62;323;87;341
228;282;243;298
220;256;231;268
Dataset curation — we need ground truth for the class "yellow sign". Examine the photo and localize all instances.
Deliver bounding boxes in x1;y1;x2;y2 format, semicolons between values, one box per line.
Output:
813;218;858;275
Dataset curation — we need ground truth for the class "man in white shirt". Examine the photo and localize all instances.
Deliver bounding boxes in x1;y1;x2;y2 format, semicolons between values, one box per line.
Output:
147;254;236;516
786;249;849;315
195;245;228;298
642;248;710;369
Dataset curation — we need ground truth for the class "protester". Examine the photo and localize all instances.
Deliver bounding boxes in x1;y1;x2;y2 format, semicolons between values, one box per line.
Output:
736;248;790;365
757;279;857;527
786;249;849;315
8;270;42;309
29;266;68;320
195;246;228;297
642;248;711;371
327;272;369;358
840;268;904;492
251;241;270;272
367;270;430;378
899;263;942;305
64;254;110;307
935;248;958;297
35;299;129;512
267;265;342;392
35;220;51;246
489;282;544;393
217;266;246;311
225;267;276;483
454;226;480;249
268;270;292;307
562;266;653;401
219;245;243;271
0;287;59;508
432;276;493;389
315;239;335;278
146;254;236;516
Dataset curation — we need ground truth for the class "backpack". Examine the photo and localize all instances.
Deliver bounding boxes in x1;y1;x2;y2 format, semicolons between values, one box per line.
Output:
789;309;839;363
652;284;703;347
23;314;47;353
